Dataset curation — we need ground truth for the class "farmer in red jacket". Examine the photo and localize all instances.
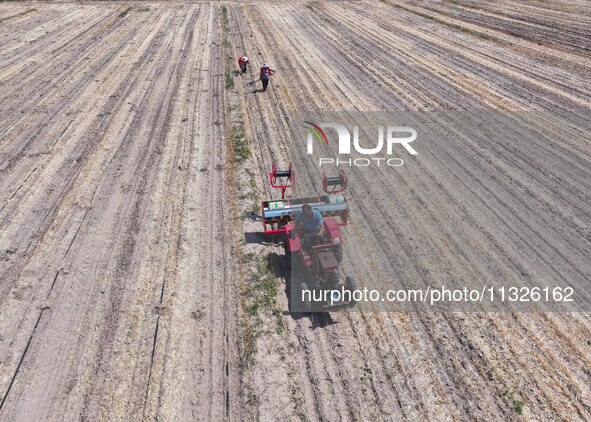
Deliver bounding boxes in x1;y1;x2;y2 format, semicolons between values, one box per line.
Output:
238;55;250;74
260;63;276;91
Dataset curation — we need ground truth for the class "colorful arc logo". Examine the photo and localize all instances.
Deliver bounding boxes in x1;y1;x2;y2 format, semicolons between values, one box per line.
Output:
303;121;328;145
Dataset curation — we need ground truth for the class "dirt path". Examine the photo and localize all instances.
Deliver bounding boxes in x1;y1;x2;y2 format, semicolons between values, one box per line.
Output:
0;1;590;421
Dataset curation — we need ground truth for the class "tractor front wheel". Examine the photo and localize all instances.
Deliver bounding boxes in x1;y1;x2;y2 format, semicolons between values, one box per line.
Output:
326;269;341;289
333;244;343;263
345;276;358;303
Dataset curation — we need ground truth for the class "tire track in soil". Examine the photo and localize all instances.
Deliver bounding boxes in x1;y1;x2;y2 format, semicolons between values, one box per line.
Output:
1;6;187;418
0;8;175;306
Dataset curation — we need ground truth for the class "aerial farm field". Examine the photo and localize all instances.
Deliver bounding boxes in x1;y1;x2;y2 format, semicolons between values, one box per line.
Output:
0;1;590;421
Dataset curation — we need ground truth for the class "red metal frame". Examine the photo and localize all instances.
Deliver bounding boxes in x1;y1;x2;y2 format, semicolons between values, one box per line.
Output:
269;163;295;199
322;170;348;194
284;218;344;268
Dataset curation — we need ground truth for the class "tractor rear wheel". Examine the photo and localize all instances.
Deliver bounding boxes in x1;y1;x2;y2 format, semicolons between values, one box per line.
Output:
300;282;312;312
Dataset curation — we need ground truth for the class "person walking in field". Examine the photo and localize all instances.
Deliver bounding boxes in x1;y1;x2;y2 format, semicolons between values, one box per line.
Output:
238;55;250;74
259;63;276;91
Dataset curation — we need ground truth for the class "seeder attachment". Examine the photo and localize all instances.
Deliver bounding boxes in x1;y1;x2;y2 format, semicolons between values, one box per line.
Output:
270;163;295;199
323;170;347;194
262;165;349;234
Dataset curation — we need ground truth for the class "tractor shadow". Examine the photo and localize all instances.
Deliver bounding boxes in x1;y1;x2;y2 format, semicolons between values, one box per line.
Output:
244;230;282;246
245;211;261;221
243;230;338;329
266;252;337;328
243;213;278;246
244;232;262;245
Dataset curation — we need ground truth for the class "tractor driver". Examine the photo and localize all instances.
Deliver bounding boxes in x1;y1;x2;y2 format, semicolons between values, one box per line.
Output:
295;204;324;251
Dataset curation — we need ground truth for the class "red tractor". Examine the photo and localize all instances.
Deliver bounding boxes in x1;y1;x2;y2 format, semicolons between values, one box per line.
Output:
262;164;357;312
